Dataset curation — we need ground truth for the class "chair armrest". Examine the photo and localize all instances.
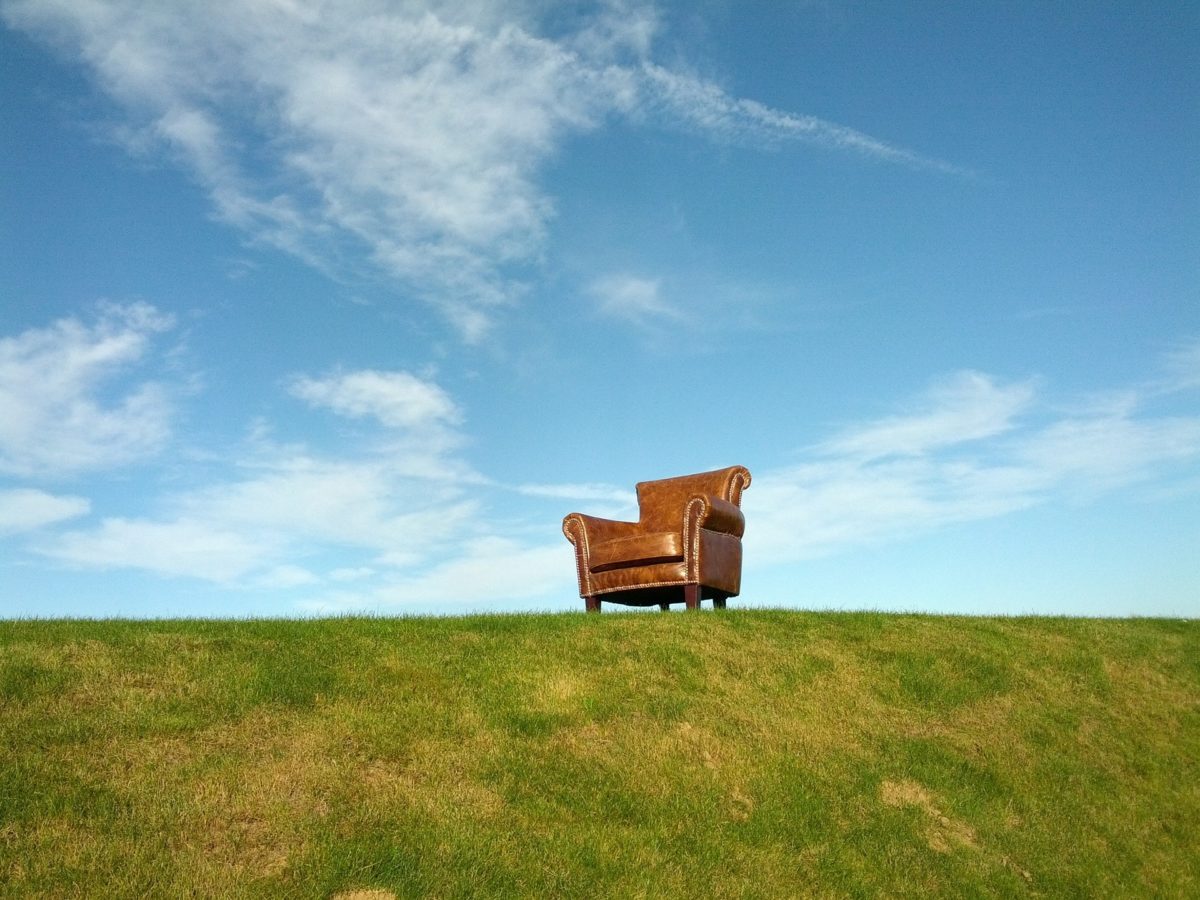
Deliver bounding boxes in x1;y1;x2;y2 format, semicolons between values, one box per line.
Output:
562;513;643;548
687;495;745;538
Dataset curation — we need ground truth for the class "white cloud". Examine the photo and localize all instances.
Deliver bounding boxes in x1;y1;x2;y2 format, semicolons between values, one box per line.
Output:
819;371;1035;460
1017;413;1200;490
31;358;484;587
3;0;959;340
38;449;483;584
747;457;1043;564
290;370;461;430
516;480;636;522
1159;336;1200;393
44;517;277;583
516;481;635;505
257;564;320;589
588;274;683;326
301;536;573;613
330;566;377;582
747;370;1200;566
287;369;483;485
381;536;570;606
638;64;967;175
178;455;479;561
0;489;91;536
0;303;174;476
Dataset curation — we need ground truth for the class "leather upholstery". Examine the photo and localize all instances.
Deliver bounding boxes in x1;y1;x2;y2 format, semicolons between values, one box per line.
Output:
589;531;684;573
562;466;751;610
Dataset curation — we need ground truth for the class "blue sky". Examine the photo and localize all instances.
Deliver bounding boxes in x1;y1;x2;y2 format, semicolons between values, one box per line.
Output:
1;1;1197;619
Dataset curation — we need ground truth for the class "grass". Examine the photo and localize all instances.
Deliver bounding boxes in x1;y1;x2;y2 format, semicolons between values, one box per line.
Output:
1;610;1197;898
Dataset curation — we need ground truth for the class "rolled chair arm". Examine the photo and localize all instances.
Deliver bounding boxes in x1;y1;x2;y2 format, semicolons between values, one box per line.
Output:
562;513;643;548
686;495;745;537
563;513;645;601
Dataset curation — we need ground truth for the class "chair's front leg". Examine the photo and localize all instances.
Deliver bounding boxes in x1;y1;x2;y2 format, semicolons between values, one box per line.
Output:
585;595;600;613
684;584;700;610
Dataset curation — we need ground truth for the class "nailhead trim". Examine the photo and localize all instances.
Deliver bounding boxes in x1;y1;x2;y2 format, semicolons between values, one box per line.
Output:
592;578;692;595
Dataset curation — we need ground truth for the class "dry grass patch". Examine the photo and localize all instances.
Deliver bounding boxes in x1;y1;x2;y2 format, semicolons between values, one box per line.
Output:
358;738;507;824
880;778;979;853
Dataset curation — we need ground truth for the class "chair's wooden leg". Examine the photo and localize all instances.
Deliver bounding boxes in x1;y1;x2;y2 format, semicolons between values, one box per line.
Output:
585;595;600;613
684;584;700;610
713;594;727;610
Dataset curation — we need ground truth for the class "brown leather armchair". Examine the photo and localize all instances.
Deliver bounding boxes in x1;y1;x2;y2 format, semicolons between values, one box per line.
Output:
562;466;751;611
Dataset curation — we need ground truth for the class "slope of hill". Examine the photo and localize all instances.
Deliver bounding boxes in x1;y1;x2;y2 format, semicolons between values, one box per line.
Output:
2;611;1196;897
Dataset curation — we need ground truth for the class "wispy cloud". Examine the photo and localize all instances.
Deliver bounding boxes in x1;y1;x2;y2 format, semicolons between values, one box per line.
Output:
38;444;482;585
26;349;580;602
290;370;462;430
44;517;281;583
516;480;636;522
639;64;969;175
0;303;174;477
748;367;1200;565
587;274;684;326
0;489;90;536
516;482;635;505
1159;336;1200;393
289;368;482;482
818;372;1036;460
1016;412;1200;492
38;361;484;584
4;0;963;340
300;536;572;614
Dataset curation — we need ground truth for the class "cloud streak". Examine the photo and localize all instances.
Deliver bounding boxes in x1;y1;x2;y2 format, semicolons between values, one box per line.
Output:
290;370;462;430
0;303;174;477
38;360;484;584
748;369;1200;565
818;372;1036;460
300;537;573;615
3;0;963;340
588;274;684;326
639;64;969;176
44;517;281;583
0;489;90;536
38;445;483;585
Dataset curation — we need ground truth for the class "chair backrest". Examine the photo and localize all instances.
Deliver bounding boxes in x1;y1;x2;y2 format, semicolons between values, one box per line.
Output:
635;466;751;530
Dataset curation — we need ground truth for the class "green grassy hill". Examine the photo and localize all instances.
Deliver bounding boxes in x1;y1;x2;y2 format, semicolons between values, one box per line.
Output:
2;611;1197;897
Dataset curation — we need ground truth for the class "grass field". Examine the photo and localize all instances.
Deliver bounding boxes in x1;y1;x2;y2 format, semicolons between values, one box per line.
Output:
1;610;1197;897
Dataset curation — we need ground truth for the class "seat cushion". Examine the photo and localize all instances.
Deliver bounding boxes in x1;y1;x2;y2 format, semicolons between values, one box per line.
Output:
588;531;684;573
